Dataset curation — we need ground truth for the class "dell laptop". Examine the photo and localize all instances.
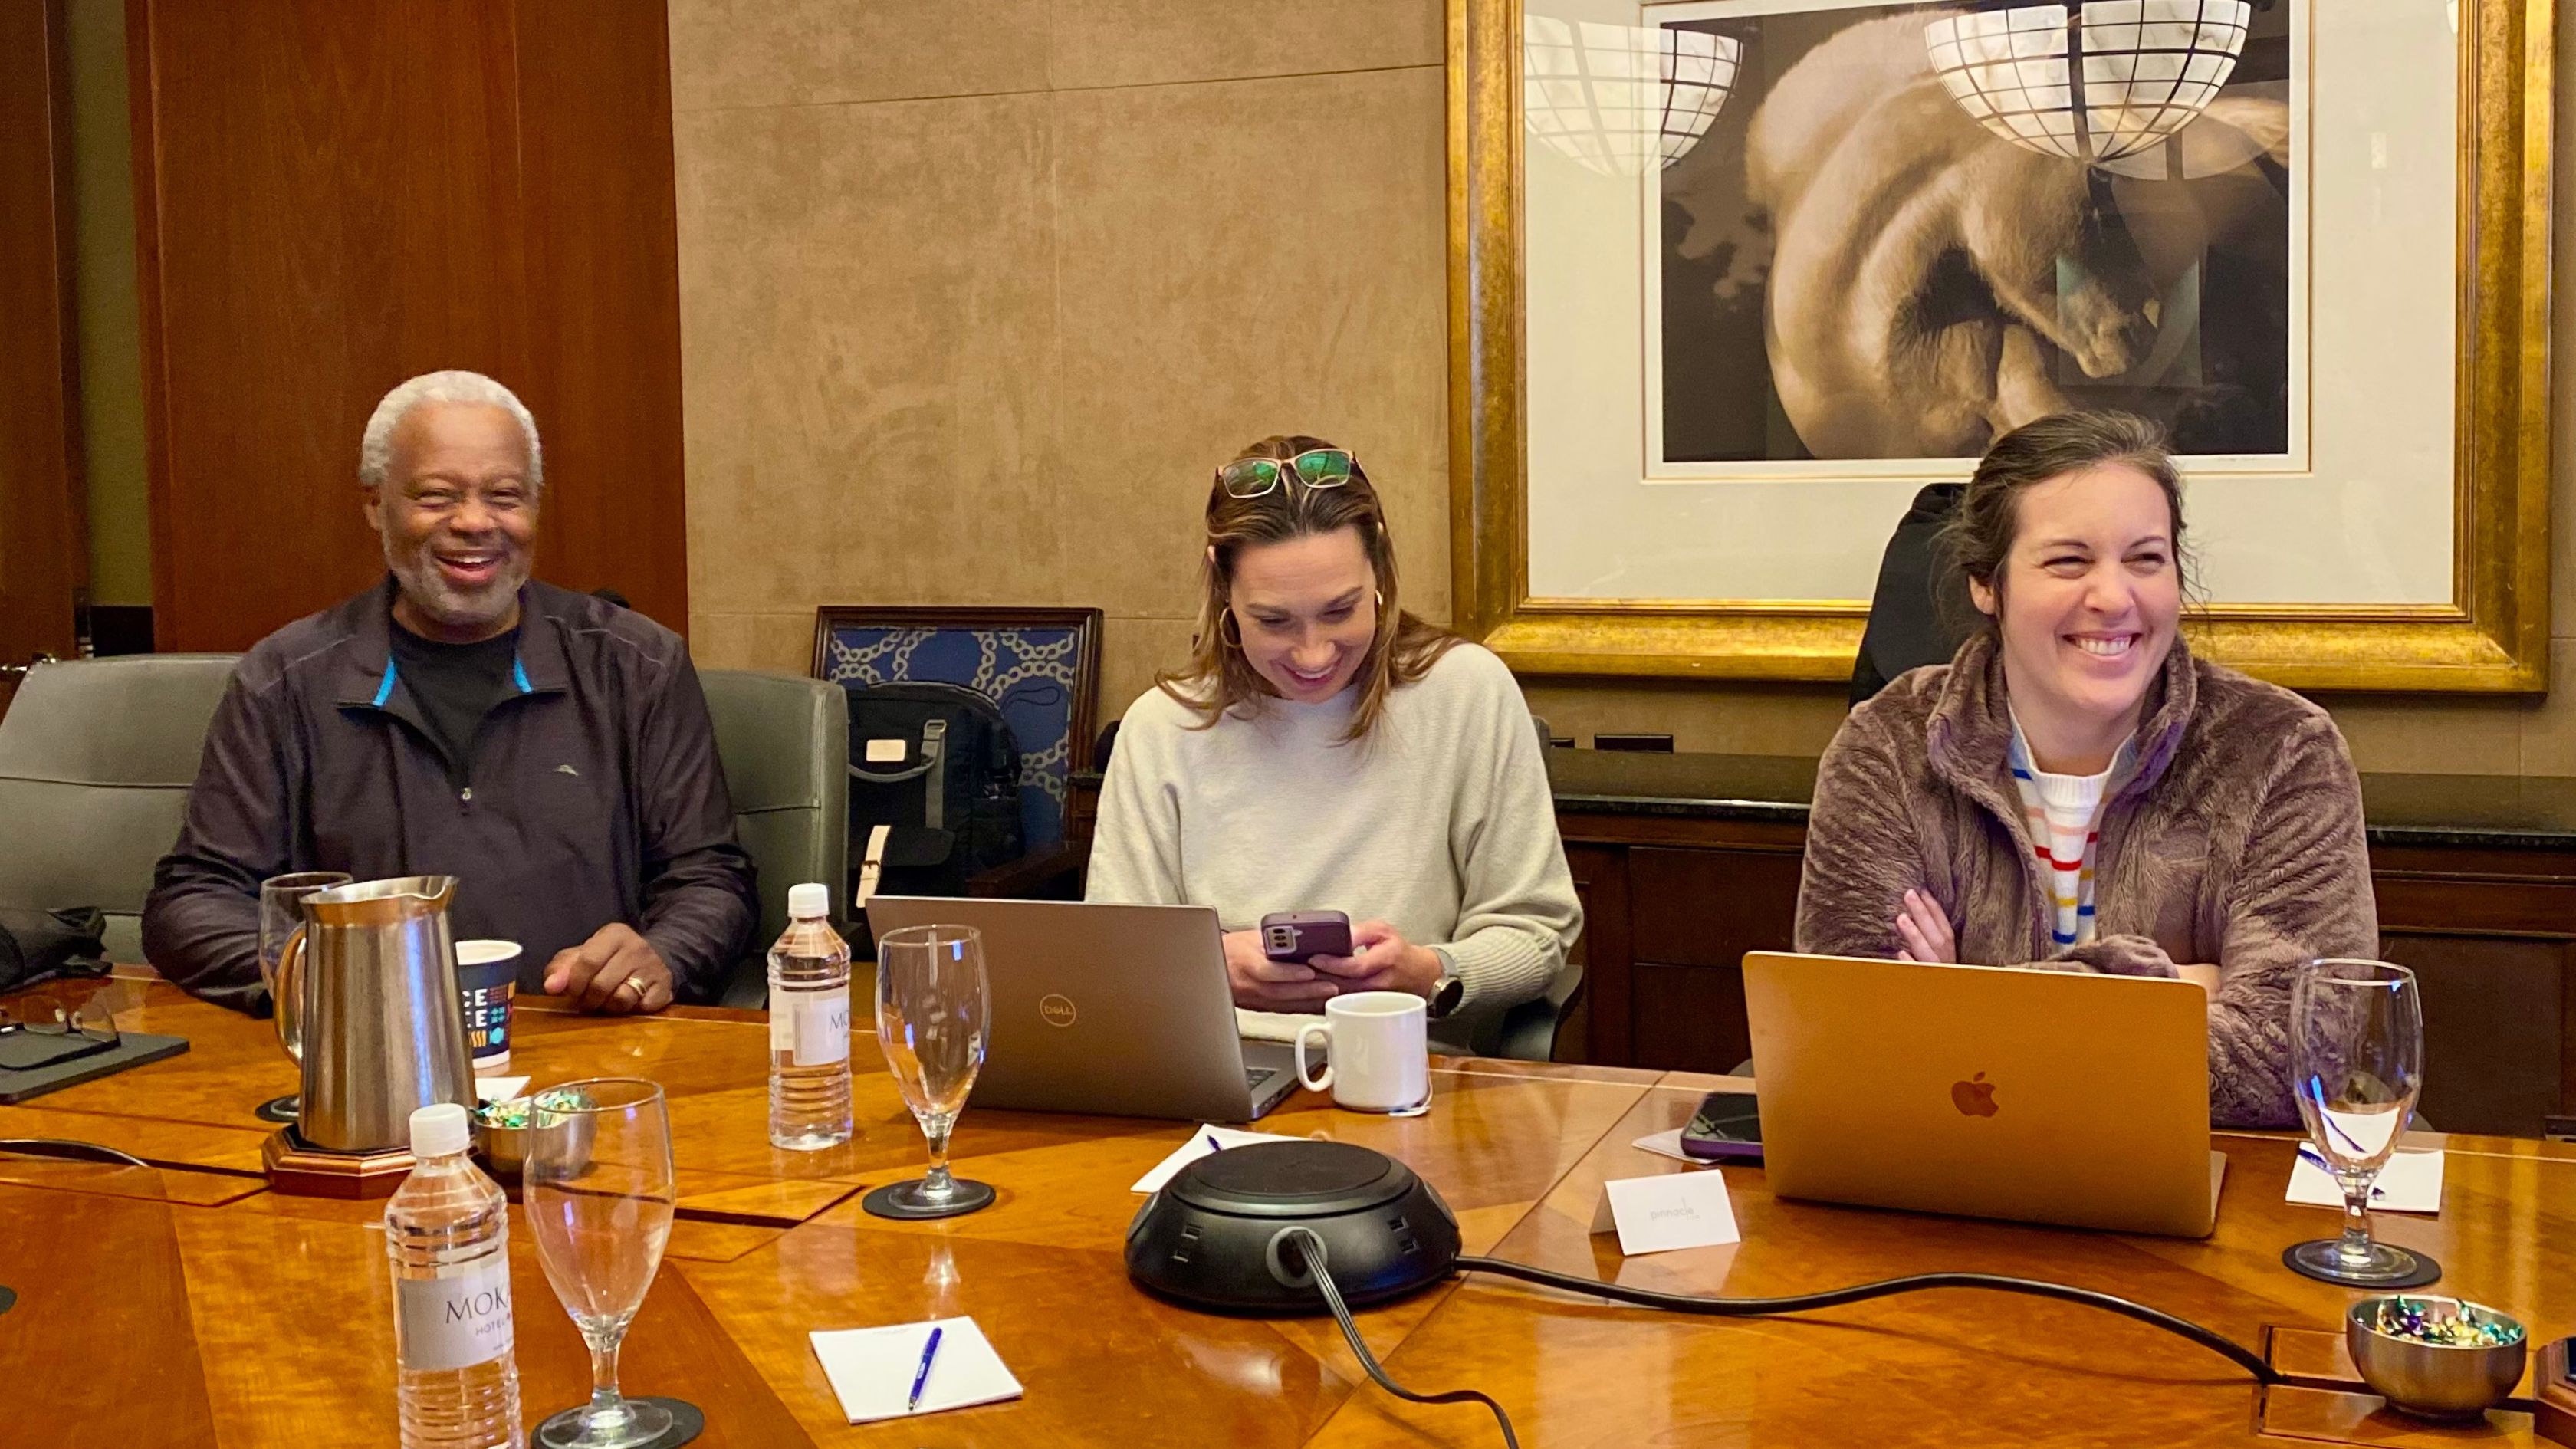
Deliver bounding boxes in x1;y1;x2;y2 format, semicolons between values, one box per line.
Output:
863;897;1302;1122
1742;951;2226;1237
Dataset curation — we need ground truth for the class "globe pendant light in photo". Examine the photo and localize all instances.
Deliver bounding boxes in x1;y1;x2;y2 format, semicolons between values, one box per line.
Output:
1924;1;2253;166
1523;15;1740;177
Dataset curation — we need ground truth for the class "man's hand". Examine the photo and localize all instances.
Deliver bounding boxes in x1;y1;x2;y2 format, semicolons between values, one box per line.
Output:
542;923;674;1014
1221;929;1340;1013
1307;920;1444;1001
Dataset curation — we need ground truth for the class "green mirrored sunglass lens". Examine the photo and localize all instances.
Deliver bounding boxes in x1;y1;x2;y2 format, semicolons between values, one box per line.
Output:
1296;450;1353;485
1222;460;1280;495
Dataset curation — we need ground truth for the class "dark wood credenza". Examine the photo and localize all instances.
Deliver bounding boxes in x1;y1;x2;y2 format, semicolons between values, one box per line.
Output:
1070;753;2576;1137
1546;751;2576;1139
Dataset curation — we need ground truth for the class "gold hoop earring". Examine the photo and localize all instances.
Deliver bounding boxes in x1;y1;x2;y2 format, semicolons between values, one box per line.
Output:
1219;610;1243;649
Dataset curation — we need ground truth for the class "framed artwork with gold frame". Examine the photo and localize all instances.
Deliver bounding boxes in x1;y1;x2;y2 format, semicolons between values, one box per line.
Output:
1449;0;2551;691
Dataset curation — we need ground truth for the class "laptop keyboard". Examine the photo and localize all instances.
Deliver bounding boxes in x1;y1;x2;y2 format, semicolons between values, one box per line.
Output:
1247;1068;1279;1091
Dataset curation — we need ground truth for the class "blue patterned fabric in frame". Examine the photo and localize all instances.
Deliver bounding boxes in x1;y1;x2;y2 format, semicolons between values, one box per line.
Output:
820;625;1085;848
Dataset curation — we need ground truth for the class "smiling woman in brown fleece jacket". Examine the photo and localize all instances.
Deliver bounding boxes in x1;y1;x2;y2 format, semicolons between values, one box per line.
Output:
1794;412;2376;1128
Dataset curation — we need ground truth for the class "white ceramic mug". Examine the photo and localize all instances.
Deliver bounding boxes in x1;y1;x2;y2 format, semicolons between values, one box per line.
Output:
1294;991;1431;1113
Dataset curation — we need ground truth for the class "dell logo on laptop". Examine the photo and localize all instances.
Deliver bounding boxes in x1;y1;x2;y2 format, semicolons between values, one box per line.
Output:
1038;994;1078;1028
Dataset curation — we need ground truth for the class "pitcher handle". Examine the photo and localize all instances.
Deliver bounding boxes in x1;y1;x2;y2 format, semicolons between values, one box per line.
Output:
271;927;308;1067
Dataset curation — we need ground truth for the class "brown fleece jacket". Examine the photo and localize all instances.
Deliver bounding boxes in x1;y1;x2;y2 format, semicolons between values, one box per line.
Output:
1794;631;2376;1127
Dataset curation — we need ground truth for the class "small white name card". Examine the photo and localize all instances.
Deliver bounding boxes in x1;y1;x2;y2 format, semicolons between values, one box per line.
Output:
2286;1148;2444;1215
1590;1171;1742;1257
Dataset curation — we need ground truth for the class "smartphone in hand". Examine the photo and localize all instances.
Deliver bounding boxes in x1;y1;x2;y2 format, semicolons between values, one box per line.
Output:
1260;910;1354;964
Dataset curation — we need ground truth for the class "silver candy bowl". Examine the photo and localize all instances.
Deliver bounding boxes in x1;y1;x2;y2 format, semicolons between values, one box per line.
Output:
2345;1295;2528;1421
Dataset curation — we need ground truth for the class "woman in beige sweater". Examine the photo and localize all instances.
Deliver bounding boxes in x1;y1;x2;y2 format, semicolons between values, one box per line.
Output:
1085;435;1581;1055
1795;411;2376;1127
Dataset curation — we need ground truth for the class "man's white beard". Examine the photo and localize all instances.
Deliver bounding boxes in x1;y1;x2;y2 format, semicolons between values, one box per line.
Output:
386;536;527;632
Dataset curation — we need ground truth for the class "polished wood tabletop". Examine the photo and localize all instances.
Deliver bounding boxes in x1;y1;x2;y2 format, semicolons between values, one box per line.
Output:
5;973;2574;1447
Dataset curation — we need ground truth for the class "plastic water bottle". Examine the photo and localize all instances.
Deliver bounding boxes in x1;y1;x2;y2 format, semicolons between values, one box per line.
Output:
769;882;854;1150
385;1102;524;1448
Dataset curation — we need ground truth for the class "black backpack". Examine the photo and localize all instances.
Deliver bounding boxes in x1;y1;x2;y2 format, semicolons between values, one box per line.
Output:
842;681;1026;911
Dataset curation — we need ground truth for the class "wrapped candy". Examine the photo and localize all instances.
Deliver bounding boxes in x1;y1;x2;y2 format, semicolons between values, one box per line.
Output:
2372;1296;2525;1349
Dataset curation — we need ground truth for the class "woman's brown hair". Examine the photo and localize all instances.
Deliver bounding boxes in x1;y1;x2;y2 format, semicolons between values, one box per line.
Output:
1936;409;2194;633
1159;434;1459;741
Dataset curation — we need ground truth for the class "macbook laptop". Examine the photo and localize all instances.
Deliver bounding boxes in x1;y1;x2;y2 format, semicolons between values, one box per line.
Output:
863;897;1301;1122
1742;951;2226;1238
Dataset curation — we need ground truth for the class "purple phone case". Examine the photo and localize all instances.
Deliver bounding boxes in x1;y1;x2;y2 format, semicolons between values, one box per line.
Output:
1260;911;1353;962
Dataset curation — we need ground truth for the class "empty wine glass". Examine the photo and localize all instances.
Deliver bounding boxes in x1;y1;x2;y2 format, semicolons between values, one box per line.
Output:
863;924;995;1220
525;1078;680;1448
255;870;348;1123
2283;958;2435;1286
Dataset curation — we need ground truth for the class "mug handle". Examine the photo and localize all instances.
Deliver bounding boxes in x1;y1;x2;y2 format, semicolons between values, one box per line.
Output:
271;928;307;1067
1295;1021;1333;1093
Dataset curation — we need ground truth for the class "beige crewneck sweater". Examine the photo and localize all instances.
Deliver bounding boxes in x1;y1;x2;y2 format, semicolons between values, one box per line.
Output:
1084;642;1582;1050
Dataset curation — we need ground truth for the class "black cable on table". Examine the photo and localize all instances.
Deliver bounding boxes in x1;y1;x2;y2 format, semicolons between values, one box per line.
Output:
1284;1229;1520;1449
1455;1255;2279;1385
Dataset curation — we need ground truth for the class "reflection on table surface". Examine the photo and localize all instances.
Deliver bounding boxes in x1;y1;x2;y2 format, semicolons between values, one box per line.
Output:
4;972;2573;1447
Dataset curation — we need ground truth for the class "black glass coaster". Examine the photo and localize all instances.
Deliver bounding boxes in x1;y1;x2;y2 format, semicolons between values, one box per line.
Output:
2282;1240;2442;1290
533;1396;702;1449
863;1178;997;1221
253;1094;298;1124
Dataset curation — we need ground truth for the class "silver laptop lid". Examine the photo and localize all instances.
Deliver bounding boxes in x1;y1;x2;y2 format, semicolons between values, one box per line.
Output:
862;897;1270;1122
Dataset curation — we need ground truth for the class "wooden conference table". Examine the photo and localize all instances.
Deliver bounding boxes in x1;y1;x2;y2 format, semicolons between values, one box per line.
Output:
6;973;2576;1447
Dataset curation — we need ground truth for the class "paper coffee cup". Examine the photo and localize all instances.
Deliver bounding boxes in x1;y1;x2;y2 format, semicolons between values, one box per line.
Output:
454;939;524;1072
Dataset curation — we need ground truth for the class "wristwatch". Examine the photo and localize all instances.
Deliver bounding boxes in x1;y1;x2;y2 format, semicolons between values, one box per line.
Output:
1428;971;1464;1020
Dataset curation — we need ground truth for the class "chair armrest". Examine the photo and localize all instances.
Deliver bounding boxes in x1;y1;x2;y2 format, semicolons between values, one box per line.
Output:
965;842;1089;899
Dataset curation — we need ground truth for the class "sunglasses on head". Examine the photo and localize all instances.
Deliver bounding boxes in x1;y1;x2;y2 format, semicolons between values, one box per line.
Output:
1217;449;1356;500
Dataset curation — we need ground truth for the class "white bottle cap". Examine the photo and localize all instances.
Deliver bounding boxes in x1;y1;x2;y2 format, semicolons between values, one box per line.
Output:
787;882;830;920
409;1102;472;1158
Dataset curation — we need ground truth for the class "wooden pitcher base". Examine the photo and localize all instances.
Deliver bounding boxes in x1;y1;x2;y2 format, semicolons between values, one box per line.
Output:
2537;1339;2576;1446
261;1126;414;1199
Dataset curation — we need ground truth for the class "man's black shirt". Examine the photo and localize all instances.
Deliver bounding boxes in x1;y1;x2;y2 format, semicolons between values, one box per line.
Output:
387;622;521;787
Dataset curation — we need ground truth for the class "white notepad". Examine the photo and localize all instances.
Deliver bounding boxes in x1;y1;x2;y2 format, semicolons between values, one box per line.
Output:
810;1316;1023;1424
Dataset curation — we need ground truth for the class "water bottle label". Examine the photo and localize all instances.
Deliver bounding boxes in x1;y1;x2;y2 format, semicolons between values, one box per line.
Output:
792;987;850;1066
394;1256;515;1373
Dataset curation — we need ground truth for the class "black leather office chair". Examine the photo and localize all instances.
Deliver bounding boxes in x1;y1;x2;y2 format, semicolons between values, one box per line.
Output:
1850;482;1975;704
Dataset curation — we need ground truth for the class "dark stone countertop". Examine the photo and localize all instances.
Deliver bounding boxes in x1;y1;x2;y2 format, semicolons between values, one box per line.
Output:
1078;752;2576;851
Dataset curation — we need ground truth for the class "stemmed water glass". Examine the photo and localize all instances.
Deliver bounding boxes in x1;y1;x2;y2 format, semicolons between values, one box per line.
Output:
863;924;996;1220
255;871;348;1123
525;1077;682;1448
2282;958;2436;1286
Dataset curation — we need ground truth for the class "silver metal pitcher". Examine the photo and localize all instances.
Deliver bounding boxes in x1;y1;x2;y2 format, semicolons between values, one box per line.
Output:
273;875;473;1153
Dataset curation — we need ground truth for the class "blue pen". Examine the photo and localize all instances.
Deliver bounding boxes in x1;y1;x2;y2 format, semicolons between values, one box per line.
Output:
2298;1145;2387;1200
907;1325;943;1412
1206;1135;1225;1154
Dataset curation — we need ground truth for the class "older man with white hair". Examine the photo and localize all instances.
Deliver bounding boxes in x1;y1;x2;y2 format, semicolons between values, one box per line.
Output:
144;370;757;1014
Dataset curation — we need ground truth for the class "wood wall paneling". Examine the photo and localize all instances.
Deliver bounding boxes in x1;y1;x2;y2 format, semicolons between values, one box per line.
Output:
127;0;688;650
0;0;89;707
505;0;691;629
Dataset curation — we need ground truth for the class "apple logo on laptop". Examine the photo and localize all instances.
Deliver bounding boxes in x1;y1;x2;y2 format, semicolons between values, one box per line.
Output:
1038;993;1077;1028
1951;1072;1999;1117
